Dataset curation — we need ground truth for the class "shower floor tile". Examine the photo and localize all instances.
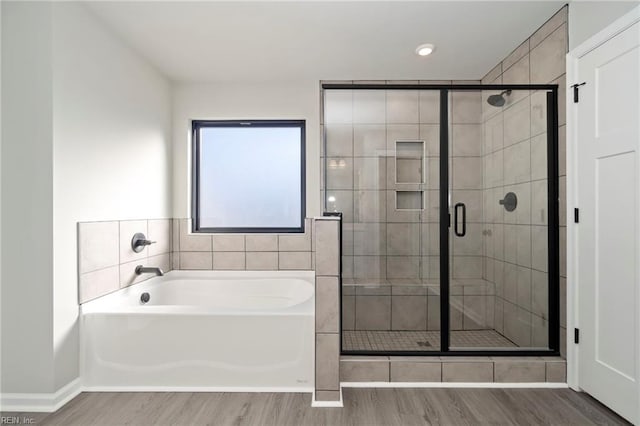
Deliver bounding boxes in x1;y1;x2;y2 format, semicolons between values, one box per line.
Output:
342;330;517;352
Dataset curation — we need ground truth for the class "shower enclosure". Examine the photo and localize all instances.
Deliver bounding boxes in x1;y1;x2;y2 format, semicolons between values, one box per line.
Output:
322;83;559;355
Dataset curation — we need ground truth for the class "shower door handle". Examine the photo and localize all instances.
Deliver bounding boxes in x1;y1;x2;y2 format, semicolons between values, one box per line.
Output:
454;203;466;237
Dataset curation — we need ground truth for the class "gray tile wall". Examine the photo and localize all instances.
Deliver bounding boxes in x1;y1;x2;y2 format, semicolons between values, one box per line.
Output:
314;218;341;402
342;280;495;333
172;218;314;272
450;89;485;283
78;219;173;303
480;6;568;354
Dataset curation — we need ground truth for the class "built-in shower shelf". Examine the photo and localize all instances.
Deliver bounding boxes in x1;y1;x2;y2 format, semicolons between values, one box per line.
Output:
396;141;425;184
396;190;424;210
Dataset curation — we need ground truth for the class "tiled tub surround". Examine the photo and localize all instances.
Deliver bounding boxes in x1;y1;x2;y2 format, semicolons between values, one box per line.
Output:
78;217;315;303
79;216;342;402
78;219;172;303
172;218;314;272
480;6;568;354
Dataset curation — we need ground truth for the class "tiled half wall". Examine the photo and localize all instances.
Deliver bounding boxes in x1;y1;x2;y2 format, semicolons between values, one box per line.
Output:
314;218;341;402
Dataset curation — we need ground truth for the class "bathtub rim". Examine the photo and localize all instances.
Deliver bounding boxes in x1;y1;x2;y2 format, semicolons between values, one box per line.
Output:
80;269;316;315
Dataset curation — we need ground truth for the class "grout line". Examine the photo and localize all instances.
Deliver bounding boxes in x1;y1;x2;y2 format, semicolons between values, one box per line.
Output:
117;221;122;267
79;263;120;277
178;219;182;269
544;359;548;382
529;11;567;52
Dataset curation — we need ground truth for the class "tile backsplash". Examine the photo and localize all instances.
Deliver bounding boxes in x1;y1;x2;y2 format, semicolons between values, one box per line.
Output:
171;218;314;272
78;219;172;303
78;217;316;303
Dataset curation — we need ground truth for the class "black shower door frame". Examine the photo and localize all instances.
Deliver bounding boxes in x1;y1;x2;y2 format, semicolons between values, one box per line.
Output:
322;83;560;357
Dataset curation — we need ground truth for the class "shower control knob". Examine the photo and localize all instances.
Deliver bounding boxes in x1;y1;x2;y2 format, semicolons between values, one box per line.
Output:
131;233;156;253
499;192;518;212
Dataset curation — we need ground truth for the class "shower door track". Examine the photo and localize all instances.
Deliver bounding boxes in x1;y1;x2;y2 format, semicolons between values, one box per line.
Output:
322;83;560;357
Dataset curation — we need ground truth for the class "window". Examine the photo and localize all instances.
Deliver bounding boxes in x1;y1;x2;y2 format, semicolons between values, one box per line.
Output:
192;120;305;233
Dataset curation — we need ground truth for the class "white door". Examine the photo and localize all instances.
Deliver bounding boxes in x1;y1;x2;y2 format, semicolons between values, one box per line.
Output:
575;18;640;424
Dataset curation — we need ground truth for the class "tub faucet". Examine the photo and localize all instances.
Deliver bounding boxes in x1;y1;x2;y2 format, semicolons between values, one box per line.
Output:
135;265;164;276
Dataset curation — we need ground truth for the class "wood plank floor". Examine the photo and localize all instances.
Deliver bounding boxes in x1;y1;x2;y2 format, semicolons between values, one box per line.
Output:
3;388;629;426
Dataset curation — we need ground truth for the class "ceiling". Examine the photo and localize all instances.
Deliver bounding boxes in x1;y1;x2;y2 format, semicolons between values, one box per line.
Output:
86;1;567;83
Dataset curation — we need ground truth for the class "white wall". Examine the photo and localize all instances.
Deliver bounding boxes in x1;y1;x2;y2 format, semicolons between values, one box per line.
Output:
569;1;638;49
1;1;172;395
0;0;3;396
1;1;55;393
172;82;321;219
51;3;172;389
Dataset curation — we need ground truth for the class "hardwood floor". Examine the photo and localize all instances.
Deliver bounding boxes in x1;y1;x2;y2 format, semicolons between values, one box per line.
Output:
3;388;629;425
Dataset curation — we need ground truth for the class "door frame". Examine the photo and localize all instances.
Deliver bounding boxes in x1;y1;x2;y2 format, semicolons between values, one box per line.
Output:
322;83;560;357
566;5;640;391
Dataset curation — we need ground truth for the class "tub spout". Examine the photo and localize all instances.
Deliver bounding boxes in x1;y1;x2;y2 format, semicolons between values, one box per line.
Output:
135;265;164;276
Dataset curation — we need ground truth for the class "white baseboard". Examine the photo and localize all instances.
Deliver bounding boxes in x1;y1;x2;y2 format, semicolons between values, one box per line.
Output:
311;388;344;407
342;382;569;389
0;377;82;413
1;382;312;413
83;385;313;393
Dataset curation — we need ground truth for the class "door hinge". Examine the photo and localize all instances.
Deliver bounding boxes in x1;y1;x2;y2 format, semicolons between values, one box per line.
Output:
571;82;586;103
574;328;580;344
574;208;579;223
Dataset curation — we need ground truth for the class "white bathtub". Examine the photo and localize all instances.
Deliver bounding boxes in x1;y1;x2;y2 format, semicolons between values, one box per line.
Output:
81;270;315;392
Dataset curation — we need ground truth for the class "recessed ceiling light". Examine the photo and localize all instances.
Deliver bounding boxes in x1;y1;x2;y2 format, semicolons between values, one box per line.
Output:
416;43;435;56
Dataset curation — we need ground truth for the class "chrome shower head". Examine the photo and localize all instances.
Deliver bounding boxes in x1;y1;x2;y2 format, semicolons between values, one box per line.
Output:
487;90;512;107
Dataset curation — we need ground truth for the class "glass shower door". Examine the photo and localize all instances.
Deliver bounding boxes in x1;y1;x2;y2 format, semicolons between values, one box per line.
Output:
448;88;553;350
323;83;558;355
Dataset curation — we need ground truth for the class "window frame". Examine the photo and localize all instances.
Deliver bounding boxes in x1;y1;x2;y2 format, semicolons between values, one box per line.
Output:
191;119;306;234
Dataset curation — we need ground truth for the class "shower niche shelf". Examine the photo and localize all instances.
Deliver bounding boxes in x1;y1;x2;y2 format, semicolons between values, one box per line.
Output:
396;190;424;210
395;141;424;184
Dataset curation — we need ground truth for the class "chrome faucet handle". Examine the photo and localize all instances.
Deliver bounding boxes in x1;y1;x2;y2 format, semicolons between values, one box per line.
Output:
131;233;156;253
